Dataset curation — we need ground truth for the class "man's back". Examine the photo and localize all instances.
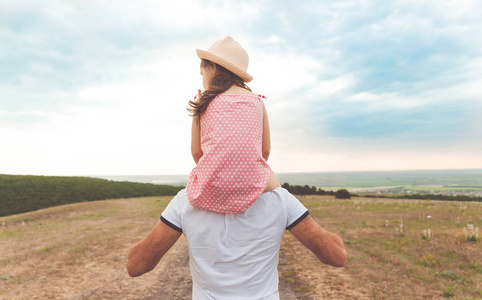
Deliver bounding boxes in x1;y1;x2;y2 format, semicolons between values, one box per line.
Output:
161;187;308;300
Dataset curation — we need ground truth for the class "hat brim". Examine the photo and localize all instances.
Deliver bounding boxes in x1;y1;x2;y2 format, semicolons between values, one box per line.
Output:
196;49;253;83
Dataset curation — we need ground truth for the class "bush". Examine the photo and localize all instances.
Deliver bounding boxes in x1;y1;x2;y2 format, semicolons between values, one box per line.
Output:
281;183;334;196
334;188;351;199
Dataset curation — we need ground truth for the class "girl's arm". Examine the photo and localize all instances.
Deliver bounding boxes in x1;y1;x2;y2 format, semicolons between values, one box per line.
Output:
191;115;203;164
262;101;271;160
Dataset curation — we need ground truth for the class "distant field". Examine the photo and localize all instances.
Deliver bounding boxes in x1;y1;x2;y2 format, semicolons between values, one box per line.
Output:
277;169;482;189
406;185;482;192
347;185;482;192
313;185;482;193
1;195;480;299
96;169;482;190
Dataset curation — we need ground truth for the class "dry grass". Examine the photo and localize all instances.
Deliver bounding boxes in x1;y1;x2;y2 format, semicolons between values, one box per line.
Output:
1;195;481;299
0;196;301;300
297;195;482;299
0;197;174;299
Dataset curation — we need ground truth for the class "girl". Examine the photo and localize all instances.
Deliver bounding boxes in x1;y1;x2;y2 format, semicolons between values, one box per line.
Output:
187;36;280;213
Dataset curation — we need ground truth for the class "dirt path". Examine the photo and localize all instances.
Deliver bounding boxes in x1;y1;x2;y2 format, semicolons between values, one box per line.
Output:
145;236;192;299
279;233;371;299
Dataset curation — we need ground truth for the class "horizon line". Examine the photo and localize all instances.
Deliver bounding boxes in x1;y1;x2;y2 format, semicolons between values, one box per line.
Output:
3;167;482;178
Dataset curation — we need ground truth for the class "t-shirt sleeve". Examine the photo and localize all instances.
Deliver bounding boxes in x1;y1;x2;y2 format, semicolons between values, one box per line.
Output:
283;189;310;230
160;189;187;233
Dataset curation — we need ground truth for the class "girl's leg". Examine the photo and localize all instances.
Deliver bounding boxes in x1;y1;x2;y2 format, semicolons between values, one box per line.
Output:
264;170;281;192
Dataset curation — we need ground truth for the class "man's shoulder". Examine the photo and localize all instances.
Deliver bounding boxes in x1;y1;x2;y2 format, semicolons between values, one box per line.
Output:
160;189;189;230
166;189;189;209
264;187;297;203
175;188;188;200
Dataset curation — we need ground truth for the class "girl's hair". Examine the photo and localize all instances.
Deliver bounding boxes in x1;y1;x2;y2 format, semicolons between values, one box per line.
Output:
188;59;252;116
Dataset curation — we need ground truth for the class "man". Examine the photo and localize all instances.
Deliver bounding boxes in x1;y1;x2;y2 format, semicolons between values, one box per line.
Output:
127;188;347;299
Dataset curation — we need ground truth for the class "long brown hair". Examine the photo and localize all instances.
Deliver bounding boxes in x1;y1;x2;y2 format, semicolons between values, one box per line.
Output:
188;59;252;117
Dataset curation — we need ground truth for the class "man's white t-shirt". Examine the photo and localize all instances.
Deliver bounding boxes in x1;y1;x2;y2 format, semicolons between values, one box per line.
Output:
161;187;309;300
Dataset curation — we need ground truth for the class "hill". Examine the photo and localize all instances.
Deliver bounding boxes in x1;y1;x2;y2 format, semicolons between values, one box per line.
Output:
1;195;480;299
0;174;183;217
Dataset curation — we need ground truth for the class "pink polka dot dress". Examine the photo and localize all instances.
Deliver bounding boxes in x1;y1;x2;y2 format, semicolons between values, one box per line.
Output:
186;94;272;213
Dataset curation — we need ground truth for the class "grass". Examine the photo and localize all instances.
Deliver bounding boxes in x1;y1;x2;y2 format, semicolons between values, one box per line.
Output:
296;194;482;299
0;196;172;299
1;194;481;299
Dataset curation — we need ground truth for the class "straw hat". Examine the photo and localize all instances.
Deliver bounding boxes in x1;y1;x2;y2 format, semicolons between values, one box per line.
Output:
196;36;253;82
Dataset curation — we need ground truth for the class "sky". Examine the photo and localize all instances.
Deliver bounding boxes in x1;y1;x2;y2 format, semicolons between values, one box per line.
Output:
1;0;481;176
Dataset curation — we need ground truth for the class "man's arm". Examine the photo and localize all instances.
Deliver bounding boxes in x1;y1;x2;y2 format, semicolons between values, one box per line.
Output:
289;215;347;267
126;220;182;277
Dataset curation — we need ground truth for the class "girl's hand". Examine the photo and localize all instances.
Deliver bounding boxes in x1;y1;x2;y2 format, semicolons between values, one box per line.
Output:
193;89;202;103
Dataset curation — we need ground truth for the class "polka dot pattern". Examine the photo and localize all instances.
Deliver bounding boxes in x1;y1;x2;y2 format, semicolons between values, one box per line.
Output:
186;94;271;213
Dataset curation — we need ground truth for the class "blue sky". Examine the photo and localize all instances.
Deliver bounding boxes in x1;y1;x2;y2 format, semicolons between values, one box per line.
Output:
1;0;481;176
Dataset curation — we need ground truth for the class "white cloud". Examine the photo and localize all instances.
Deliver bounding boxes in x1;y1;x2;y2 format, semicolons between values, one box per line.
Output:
249;52;322;96
309;75;354;96
0;95;195;175
1;40;203;175
346;92;423;111
2;0;482;176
